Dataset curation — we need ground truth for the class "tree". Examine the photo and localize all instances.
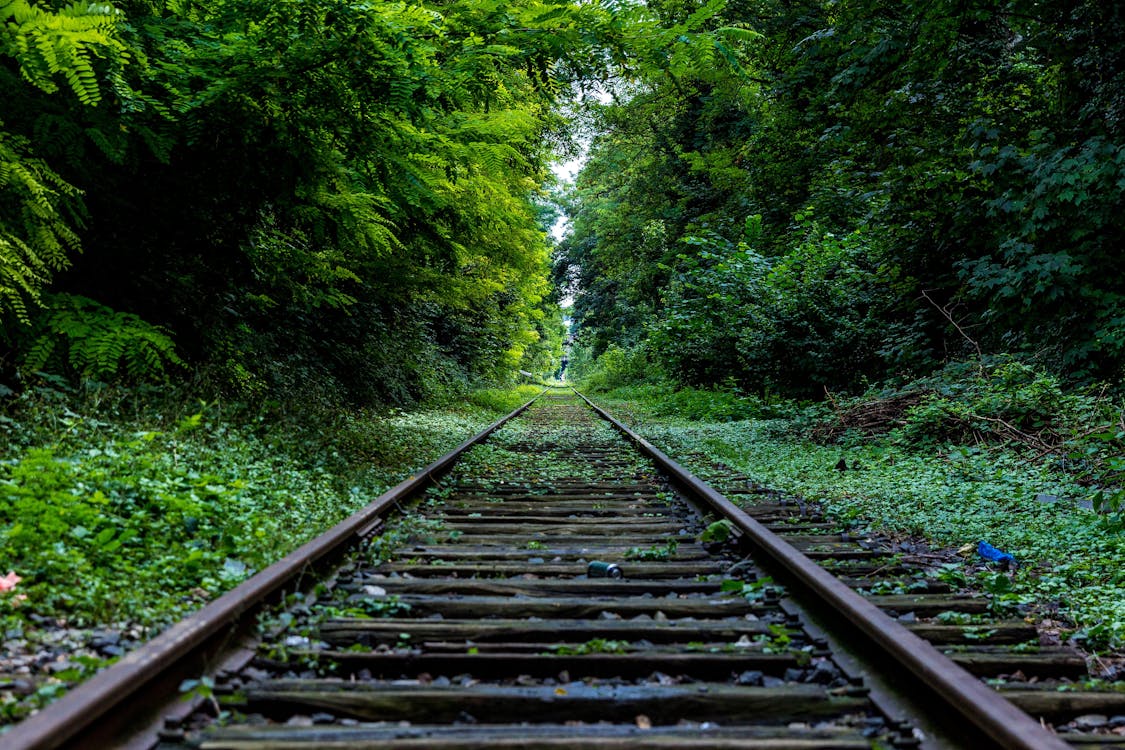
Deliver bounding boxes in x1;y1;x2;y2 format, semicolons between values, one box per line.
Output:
561;0;1125;394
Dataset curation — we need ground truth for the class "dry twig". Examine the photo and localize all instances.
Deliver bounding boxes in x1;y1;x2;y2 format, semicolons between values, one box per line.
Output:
920;289;984;371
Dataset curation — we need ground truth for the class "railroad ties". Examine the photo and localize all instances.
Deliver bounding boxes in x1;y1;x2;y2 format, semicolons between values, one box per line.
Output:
182;393;902;749
157;391;1122;749
712;483;1125;743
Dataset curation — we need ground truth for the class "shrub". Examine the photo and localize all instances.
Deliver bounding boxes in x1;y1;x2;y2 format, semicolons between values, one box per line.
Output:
651;212;898;397
19;294;183;382
894;359;1097;446
463;385;544;414
576;343;663;392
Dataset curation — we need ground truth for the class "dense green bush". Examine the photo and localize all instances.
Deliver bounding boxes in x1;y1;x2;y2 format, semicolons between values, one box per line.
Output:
3;0;579;405
463;385;544;414
651;214;896;396
572;343;663;393
596;384;768;422
559;0;1125;395
814;358;1109;449
896;360;1094;445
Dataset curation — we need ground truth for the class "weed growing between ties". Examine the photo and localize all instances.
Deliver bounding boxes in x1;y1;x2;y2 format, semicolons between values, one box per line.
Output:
0;382;540;724
594;386;1125;652
453;398;655;486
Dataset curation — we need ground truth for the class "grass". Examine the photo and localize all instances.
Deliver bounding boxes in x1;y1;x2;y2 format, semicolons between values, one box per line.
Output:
591;387;1125;651
0;381;541;725
452;394;651;486
0;384;542;627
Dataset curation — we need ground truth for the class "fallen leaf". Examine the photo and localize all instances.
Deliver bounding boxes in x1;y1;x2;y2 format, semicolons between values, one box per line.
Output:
0;571;21;592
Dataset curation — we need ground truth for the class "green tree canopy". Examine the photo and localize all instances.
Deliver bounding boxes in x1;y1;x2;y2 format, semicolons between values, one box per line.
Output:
559;0;1125;394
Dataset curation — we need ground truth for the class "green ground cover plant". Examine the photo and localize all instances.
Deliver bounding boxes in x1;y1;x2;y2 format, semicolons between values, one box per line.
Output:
591;377;1125;651
453;397;650;487
0;382;541;724
0;383;540;628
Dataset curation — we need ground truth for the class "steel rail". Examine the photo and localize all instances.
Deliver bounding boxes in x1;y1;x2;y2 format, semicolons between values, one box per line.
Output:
576;389;1071;750
1;390;546;750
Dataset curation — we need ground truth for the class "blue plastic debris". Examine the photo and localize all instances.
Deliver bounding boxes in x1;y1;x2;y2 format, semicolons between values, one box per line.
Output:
977;540;1016;567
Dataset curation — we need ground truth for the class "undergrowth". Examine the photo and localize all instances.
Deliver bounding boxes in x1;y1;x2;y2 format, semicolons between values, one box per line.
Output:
0;382;540;629
588;362;1125;650
0;381;540;725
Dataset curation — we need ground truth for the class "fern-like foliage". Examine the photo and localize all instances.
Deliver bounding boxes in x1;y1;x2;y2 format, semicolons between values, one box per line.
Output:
0;132;82;321
244;212;365;312
0;2;127;326
0;1;128;321
21;293;184;381
2;0;127;105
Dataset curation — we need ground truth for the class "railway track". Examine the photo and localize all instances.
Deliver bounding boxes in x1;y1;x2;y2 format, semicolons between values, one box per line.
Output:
5;390;1124;749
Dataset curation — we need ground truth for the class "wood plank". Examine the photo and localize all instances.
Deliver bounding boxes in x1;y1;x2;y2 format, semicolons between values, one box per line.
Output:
441;523;685;535
374;562;723;579
424;534;694;545
269;650;803;679
790;548;882;561
441;506;676;517
448;497;664;504
1001;689;1125;721
403;640;767;654
318;618;776;645
453;484;658;494
1060;735;1125;746
865;594;991;616
441;515;677;525
741;507;811;518
903;621;1037;645
356;579;724;596
947;650;1087;679
196;723;874;750
376;544;713;560
452;492;660;502
815;561;912;576
836;578;950;594
358;594;761;618
236;681;868;724
444;497;668;506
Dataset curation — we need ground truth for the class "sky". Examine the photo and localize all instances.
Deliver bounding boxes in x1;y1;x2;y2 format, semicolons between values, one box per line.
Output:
548;85;613;242
549;159;579;242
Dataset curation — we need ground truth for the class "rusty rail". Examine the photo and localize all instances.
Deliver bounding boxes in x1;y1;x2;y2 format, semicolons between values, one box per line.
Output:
575;389;1071;750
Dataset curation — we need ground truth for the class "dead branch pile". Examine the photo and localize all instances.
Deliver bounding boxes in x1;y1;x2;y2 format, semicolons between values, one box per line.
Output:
813;390;929;442
943;412;1059;453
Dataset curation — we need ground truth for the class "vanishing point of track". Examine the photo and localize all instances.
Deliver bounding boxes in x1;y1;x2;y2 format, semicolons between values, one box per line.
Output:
3;390;1116;749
